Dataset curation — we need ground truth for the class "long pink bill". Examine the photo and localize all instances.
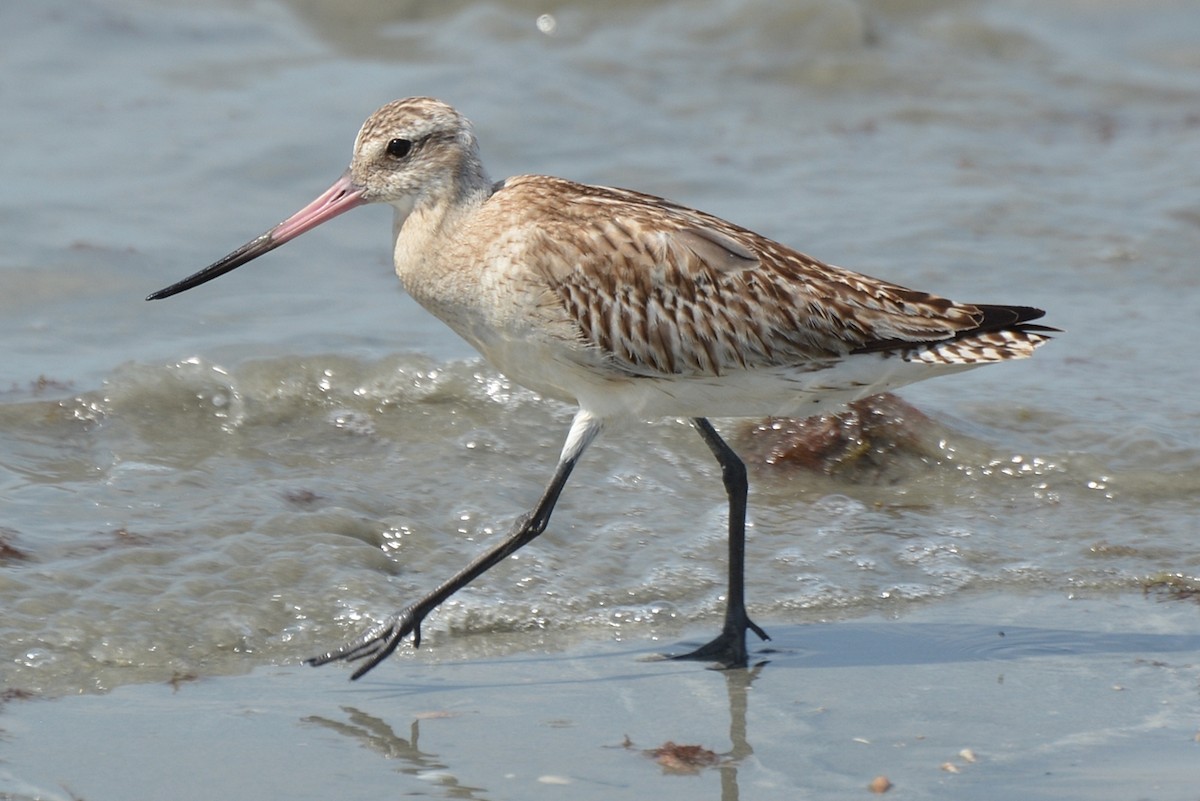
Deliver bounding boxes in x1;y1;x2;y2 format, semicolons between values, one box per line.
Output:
147;173;366;301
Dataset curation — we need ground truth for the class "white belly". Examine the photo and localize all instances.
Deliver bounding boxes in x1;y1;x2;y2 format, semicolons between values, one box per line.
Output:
470;332;973;422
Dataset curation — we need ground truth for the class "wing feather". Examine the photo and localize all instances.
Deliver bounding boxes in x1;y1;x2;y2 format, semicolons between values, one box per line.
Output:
498;176;1032;378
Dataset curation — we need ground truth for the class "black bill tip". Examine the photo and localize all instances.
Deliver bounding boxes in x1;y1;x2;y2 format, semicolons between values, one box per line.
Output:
146;232;275;301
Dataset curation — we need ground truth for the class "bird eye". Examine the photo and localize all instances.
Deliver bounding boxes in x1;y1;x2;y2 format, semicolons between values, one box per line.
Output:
386;138;413;159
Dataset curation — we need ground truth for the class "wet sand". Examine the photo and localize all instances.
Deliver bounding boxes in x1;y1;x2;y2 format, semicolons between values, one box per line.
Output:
4;592;1198;801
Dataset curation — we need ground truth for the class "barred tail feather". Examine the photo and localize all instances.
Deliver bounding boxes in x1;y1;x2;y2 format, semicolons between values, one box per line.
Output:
900;326;1054;366
854;303;1057;365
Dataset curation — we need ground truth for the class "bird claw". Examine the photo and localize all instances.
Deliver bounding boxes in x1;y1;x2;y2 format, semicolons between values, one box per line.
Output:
305;606;423;680
668;615;770;668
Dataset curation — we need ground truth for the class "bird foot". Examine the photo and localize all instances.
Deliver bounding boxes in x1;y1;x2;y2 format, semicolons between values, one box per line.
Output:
305;606;423;680
669;615;770;668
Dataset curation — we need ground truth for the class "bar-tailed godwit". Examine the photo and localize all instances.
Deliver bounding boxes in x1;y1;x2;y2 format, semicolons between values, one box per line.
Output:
149;97;1054;679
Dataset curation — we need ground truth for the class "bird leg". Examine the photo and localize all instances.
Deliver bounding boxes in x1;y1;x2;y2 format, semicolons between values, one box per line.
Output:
670;417;770;667
307;410;602;679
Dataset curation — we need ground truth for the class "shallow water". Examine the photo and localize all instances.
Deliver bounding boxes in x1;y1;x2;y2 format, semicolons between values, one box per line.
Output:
4;595;1199;801
2;0;1199;779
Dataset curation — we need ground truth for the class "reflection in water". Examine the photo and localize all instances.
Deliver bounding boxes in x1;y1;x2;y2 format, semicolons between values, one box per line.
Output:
300;666;766;800
718;664;763;801
302;707;488;798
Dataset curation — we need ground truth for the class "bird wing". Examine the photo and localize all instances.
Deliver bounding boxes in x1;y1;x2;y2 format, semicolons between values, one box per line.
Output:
503;177;997;378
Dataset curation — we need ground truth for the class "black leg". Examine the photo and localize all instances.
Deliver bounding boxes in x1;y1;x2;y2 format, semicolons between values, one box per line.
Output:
308;411;603;679
670;417;769;667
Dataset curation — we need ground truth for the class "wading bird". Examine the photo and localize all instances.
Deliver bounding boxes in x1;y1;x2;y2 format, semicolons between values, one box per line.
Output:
149;97;1053;679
